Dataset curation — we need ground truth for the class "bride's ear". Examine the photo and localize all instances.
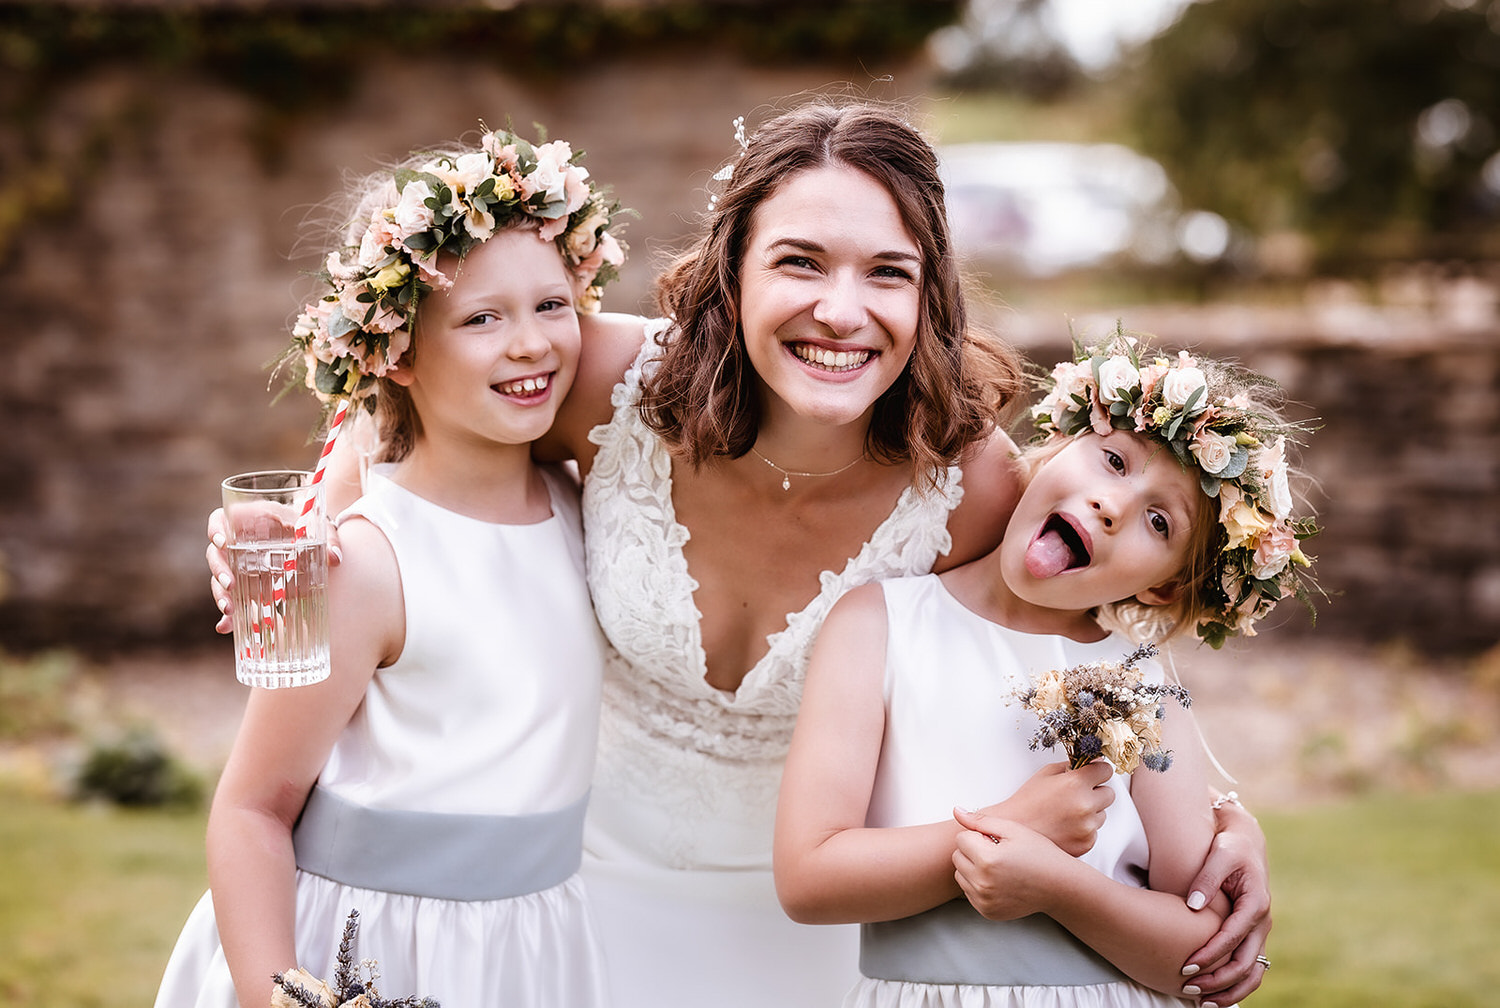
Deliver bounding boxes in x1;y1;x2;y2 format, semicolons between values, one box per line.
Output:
1134;581;1180;608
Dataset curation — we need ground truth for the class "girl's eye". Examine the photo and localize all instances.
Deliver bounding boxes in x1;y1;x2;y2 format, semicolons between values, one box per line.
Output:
465;311;496;327
537;298;568;313
1149;512;1171;537
1104;449;1126;474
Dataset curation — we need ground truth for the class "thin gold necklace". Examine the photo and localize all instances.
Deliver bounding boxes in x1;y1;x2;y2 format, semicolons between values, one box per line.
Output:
750;447;865;491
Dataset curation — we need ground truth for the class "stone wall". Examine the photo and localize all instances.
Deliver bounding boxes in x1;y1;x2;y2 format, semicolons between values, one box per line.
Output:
3;42;1499;658
1;35;949;653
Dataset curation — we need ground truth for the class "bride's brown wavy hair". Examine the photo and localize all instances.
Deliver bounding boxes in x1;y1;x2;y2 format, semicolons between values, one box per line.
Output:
640;100;1023;487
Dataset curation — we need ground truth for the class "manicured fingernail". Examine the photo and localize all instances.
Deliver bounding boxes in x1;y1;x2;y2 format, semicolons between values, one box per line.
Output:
1204;1001;1220;1008
1182;985;1201;997
216;595;229;612
217;572;233;588
1187;890;1207;910
956;806;975;814
329;544;343;563
212;532;226;548
1181;963;1200;977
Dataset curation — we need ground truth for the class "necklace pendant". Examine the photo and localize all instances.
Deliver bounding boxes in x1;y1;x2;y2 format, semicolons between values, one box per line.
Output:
781;474;791;491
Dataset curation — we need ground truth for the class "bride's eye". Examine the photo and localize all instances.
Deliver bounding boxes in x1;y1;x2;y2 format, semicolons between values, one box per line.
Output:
1149;512;1171;536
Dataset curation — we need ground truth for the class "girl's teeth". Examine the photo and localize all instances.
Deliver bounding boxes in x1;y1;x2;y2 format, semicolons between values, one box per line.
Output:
498;375;549;395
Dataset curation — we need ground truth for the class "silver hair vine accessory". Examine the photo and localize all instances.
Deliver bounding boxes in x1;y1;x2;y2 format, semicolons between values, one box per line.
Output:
708;115;748;209
1029;324;1320;648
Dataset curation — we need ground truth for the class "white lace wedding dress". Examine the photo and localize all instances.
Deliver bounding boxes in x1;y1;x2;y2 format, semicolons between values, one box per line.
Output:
580;324;966;1008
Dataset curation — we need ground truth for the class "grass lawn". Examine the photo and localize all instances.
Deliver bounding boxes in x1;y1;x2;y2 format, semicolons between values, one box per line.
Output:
0;785;1495;1007
1254;790;1500;1008
0;783;209;1007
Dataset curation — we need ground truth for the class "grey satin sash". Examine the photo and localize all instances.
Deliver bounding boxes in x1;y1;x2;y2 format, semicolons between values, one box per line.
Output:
293;786;587;901
861;899;1127;987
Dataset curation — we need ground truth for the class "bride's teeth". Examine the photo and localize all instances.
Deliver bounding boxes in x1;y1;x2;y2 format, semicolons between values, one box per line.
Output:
795;345;869;371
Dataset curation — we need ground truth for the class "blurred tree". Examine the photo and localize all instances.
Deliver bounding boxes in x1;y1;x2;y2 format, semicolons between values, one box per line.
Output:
1127;0;1500;272
930;0;1085;98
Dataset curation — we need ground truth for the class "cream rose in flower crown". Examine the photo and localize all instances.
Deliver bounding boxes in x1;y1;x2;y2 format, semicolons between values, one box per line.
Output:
1028;326;1319;648
286;125;627;407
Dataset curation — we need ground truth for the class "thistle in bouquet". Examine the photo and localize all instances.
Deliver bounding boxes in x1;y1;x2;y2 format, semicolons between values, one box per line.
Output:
271;910;439;1008
1019;643;1190;775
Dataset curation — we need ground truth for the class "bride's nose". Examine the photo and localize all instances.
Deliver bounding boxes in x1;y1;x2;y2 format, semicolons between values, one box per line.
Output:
811;271;869;335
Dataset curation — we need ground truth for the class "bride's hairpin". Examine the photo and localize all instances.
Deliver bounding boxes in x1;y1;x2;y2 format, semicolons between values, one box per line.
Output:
709;115;748;208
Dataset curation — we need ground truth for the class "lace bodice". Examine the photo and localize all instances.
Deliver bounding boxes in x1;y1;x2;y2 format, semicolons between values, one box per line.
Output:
583;323;965;768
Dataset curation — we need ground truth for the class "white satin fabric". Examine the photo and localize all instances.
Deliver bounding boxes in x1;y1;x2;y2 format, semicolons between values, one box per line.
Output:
580;326;966;1008
845;574;1188;1008
154;465;611;1008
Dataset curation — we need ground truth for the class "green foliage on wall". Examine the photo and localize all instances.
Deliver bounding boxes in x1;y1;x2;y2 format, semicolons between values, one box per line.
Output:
2;1;960;111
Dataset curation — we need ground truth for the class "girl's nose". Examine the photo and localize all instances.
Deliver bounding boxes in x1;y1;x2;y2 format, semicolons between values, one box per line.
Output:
811;272;869;335
1089;496;1117;529
509;318;550;359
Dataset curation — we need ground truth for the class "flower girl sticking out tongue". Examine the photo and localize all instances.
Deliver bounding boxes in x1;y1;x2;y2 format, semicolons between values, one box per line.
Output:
154;127;625;1008
776;330;1317;1008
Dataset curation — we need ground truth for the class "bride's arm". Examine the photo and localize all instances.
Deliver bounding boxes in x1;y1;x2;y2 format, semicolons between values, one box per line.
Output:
532;310;648;470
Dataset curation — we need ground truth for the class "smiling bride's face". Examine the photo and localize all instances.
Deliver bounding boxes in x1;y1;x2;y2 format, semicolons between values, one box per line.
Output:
737;164;923;431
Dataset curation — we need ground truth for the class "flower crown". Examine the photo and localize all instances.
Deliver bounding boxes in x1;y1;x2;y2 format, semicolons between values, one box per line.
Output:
1029;329;1318;648
289;126;626;405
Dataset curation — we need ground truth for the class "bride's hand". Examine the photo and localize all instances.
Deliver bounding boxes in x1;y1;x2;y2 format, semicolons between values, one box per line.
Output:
1179;797;1272;1003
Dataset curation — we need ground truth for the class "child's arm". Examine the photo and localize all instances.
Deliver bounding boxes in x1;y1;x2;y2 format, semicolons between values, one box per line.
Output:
773;584;1115;926
206;516;400;1008
952;698;1232;997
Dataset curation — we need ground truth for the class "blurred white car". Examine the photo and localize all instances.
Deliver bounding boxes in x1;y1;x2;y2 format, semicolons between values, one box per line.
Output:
938;141;1230;276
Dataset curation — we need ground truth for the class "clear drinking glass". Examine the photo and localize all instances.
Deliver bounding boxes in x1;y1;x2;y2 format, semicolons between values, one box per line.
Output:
221;470;331;688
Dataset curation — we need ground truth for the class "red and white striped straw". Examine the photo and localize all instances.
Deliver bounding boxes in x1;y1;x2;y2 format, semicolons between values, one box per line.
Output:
276;400;348;623
295;398;349;544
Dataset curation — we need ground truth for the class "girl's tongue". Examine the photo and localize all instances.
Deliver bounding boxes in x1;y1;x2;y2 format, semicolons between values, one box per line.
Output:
1024;517;1088;579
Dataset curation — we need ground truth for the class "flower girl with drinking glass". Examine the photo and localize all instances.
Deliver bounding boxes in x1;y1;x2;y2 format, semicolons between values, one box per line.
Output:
775;330;1316;1007
154;125;626;1008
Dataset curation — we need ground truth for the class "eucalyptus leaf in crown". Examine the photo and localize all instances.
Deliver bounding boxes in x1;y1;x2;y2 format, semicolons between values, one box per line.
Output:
1028;326;1318;648
286;126;627;407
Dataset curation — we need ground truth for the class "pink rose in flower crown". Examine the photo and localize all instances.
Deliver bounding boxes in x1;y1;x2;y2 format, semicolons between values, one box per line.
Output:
567;201;613;258
1137;358;1169;400
1251;522;1299;580
574;229;624;289
358;213;403;268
